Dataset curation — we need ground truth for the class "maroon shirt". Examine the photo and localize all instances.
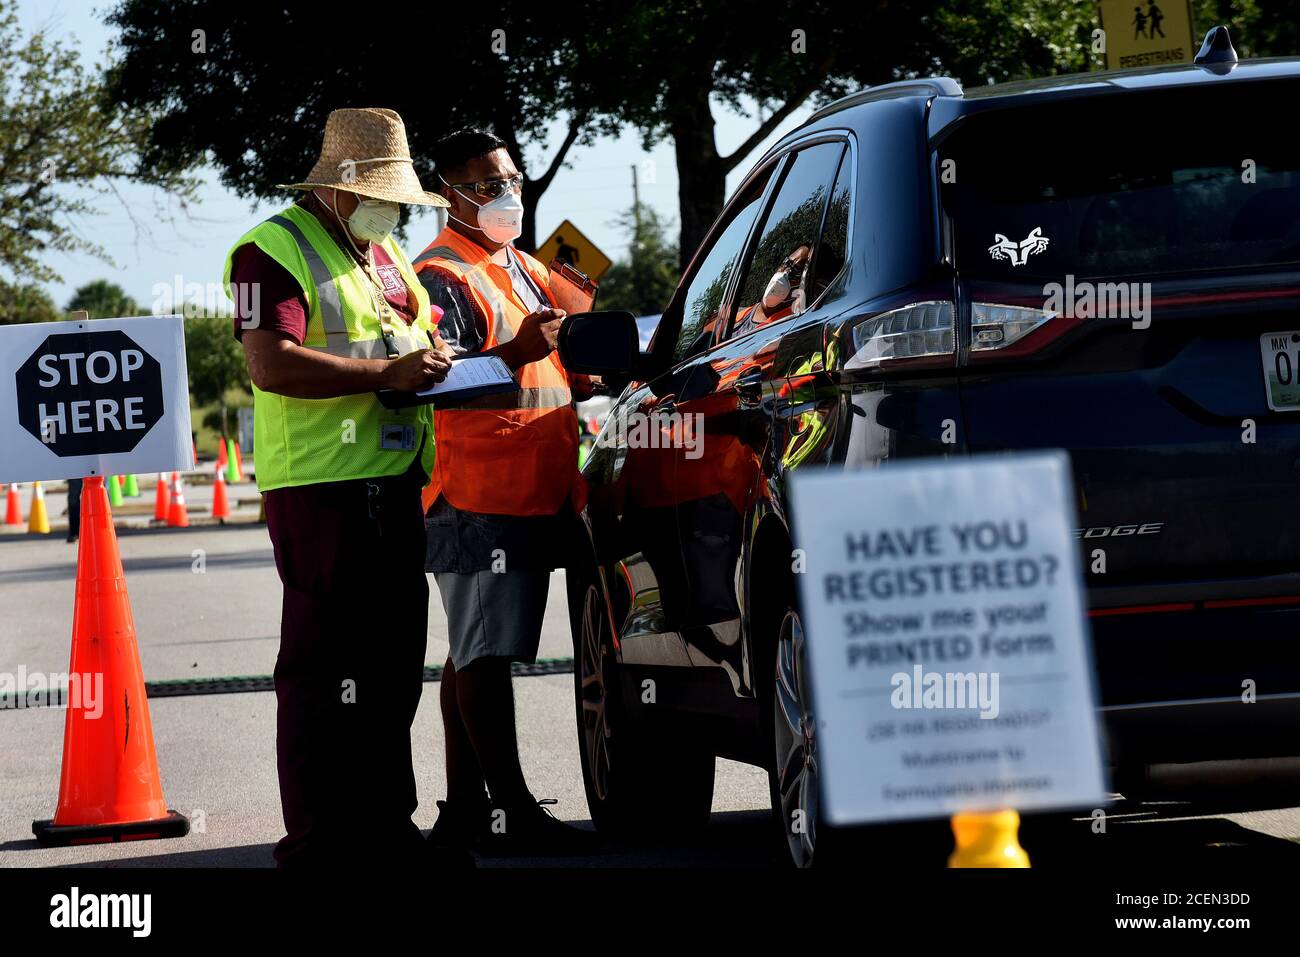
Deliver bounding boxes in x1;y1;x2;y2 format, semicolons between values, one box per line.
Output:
230;231;420;343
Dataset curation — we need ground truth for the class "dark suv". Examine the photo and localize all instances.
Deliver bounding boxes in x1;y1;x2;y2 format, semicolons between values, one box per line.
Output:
559;35;1300;867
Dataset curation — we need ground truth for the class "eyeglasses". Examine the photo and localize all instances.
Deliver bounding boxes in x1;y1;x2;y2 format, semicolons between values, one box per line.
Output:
445;173;524;199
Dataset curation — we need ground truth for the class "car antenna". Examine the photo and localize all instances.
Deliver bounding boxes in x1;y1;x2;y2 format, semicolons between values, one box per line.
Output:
1193;25;1238;73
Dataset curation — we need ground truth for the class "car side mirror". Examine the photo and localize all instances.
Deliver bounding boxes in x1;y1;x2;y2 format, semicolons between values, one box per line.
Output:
558;311;642;377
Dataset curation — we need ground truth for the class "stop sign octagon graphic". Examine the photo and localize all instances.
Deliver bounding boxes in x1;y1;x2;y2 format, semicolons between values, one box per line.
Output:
16;330;165;457
1;315;192;485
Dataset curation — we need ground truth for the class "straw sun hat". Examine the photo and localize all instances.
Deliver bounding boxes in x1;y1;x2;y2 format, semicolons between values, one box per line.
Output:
278;107;448;207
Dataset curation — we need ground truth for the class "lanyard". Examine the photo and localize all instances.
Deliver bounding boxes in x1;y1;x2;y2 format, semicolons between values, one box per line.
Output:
359;255;402;358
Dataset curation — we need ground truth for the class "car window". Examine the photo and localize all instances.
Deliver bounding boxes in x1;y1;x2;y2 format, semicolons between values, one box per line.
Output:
810;147;852;299
728;141;845;342
672;172;772;362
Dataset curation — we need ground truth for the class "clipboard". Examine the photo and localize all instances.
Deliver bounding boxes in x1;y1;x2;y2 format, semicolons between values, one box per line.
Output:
376;354;519;409
548;259;599;315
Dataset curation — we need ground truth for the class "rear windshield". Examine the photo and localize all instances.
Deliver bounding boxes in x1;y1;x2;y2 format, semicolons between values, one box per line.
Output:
939;80;1300;281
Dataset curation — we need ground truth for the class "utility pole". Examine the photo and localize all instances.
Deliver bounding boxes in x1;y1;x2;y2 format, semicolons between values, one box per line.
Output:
631;163;641;236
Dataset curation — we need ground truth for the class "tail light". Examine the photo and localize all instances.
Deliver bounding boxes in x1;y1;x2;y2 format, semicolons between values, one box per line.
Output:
843;300;1065;371
971;302;1057;351
845;301;953;369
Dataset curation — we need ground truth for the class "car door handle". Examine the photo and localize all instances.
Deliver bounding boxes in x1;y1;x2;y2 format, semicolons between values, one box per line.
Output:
735;367;765;400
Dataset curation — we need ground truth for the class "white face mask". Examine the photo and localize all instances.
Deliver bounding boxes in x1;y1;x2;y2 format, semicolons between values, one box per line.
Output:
323;189;399;253
440;174;524;245
347;199;401;244
763;271;793;311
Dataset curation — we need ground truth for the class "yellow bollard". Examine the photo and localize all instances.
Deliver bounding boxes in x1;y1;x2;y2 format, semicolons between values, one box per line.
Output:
948;809;1030;868
28;481;50;535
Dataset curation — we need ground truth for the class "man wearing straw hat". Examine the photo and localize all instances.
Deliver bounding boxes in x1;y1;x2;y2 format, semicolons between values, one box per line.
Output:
225;108;454;868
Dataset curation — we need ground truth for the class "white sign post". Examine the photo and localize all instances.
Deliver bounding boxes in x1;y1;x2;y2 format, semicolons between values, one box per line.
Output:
0;315;193;484
790;451;1107;826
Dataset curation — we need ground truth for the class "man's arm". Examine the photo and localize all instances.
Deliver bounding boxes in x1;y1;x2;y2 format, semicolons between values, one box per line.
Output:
231;243;449;398
419;267;563;372
242;330;450;399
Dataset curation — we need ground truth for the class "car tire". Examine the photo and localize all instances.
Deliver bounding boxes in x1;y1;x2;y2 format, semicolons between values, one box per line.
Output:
569;567;715;840
761;601;830;868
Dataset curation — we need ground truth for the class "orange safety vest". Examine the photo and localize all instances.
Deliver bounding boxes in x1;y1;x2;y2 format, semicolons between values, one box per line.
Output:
412;228;585;516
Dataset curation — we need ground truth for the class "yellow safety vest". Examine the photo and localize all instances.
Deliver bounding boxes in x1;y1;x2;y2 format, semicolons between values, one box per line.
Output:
223;204;437;491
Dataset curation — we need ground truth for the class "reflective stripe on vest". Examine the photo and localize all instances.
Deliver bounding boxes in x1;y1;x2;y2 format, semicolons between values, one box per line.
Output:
413;243;514;346
435;385;573;411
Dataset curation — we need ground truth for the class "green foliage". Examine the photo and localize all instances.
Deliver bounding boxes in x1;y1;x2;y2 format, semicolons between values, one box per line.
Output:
184;314;249;436
597;202;680;315
0;278;60;323
926;0;1098;82
0;0;198;283
65;279;140;319
1188;0;1291;57
105;0;619;250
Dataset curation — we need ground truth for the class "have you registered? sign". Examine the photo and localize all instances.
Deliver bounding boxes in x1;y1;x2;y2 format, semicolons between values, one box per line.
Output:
0;315;194;484
790;452;1107;826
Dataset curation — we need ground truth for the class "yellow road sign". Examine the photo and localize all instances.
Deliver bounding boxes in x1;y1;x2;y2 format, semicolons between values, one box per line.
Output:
1099;0;1196;71
536;219;612;282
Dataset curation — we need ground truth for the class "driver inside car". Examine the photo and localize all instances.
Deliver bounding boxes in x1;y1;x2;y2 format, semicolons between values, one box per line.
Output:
731;243;811;339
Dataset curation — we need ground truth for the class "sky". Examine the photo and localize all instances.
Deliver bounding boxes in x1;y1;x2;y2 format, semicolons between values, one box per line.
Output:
16;0;817;312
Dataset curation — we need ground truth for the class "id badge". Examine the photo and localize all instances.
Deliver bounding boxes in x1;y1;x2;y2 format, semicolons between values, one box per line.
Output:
379;422;417;451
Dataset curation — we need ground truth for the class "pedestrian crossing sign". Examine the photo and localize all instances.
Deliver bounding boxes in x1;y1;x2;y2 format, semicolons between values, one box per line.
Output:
1099;0;1196;71
536;220;612;282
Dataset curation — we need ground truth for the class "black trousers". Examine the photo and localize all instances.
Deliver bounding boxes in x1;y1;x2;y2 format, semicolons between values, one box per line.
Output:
264;458;429;868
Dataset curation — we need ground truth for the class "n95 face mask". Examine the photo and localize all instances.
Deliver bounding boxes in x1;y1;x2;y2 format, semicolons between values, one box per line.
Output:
763;271;793;311
347;199;401;244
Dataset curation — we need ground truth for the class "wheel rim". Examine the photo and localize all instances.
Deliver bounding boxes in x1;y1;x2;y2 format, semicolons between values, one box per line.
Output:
773;609;818;866
579;583;613;801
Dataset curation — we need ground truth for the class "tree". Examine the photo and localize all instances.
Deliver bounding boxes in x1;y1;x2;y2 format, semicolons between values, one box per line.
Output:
597;202;680;315
0;0;197;283
184;314;249;437
0;278;60;323
65;279;140;319
1188;1;1276;56
577;1;1101;267
106;1;618;252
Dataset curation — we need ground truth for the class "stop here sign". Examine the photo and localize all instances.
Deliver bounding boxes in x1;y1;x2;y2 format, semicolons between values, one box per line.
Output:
16;330;164;456
1;315;193;483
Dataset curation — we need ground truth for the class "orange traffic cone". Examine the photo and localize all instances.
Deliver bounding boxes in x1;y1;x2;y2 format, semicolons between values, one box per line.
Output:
233;441;245;482
153;472;171;523
167;472;189;528
216;437;229;470
5;482;22;525
32;476;189;846
211;464;231;523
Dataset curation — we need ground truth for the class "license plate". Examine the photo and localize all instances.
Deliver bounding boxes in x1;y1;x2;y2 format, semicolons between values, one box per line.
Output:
1260;331;1300;411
